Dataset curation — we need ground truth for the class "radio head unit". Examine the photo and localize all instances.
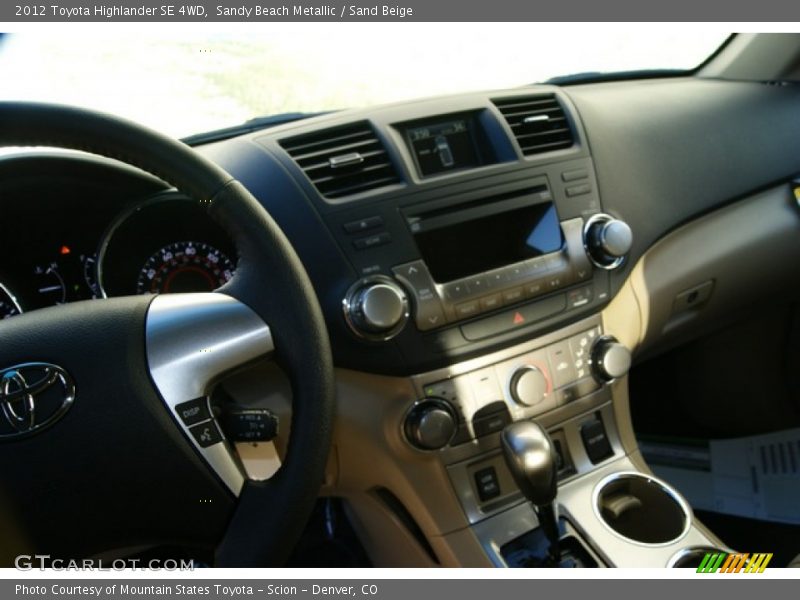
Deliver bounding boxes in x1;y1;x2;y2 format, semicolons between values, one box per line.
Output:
392;187;594;333
407;186;562;282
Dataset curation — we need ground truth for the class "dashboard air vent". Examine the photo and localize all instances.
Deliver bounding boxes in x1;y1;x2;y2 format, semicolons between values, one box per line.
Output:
492;94;574;156
280;122;400;199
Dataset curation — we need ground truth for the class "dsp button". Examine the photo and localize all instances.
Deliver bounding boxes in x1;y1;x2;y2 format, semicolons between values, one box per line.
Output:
175;398;211;427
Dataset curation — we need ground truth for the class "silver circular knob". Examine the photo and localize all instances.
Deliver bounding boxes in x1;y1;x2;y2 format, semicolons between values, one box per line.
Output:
591;336;632;382
404;399;457;450
344;277;409;340
584;214;633;269
510;365;550;407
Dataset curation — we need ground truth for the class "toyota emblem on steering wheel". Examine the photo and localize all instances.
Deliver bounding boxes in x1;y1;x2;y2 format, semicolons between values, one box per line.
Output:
0;363;75;439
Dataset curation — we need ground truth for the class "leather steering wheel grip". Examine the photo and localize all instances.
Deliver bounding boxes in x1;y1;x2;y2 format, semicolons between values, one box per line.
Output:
0;102;336;566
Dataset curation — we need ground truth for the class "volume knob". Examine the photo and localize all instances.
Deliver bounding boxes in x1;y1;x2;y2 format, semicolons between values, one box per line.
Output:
344;277;409;340
584;214;633;269
404;398;457;450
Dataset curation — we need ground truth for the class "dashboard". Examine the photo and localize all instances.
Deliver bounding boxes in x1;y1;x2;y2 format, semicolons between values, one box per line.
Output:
4;72;800;567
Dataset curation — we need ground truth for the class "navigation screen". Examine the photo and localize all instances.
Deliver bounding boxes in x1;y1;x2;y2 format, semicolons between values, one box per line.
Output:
406;119;480;177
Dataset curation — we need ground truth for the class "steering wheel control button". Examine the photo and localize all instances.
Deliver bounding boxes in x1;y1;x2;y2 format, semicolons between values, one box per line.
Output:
591;336;632;382
343;276;409;340
404;398;457;450
220;408;279;443
583;213;633;269
174;398;211;427
189;420;223;448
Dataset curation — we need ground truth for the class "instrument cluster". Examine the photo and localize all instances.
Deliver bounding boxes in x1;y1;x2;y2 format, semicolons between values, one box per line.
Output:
0;170;237;319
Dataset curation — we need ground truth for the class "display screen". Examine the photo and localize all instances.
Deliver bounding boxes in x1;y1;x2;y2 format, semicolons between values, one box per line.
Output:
405;118;480;177
410;200;563;283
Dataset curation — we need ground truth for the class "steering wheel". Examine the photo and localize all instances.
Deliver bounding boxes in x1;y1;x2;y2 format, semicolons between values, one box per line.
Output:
0;103;335;566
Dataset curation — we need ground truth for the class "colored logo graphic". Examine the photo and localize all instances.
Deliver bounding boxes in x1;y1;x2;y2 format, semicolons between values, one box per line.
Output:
697;552;773;573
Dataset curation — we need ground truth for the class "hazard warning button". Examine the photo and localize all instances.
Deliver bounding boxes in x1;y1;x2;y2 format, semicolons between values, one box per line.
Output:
460;294;567;341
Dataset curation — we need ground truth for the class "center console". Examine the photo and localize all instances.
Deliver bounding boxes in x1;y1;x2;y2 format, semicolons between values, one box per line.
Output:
237;88;728;567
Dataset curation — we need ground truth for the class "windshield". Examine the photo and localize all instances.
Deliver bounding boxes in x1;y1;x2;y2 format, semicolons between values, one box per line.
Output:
0;26;728;138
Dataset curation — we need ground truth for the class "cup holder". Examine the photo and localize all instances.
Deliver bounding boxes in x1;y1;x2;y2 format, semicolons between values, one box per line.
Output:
594;472;691;545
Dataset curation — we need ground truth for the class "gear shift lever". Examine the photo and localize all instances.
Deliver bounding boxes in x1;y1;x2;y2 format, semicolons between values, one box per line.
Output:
501;420;561;562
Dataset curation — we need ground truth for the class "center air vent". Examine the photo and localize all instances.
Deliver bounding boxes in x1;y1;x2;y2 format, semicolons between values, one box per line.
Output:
280;122;401;199
492;94;575;156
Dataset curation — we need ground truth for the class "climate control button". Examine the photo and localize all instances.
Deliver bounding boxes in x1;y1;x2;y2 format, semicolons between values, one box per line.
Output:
510;365;551;407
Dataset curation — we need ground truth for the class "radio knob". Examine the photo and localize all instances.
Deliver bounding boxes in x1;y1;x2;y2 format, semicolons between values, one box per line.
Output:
404;399;457;450
344;278;409;340
584;214;633;269
510;366;550;407
591;336;632;382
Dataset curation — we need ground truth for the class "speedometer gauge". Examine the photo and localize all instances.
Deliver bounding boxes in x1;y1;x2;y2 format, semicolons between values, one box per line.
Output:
0;282;23;319
136;241;235;294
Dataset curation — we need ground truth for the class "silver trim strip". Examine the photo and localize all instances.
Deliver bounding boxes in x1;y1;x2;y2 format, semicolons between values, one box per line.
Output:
0;281;23;316
667;545;728;568
145;293;274;495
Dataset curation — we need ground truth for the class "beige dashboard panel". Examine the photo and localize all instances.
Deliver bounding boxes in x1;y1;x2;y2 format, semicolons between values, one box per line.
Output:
332;369;471;537
608;184;800;358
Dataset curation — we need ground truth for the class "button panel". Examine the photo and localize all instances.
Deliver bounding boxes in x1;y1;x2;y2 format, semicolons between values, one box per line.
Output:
427;325;602;447
391;217;595;334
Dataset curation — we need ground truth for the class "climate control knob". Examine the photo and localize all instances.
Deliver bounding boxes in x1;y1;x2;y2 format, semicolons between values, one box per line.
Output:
591;336;632;382
510;365;550;407
343;277;409;340
404;398;457;450
584;214;633;269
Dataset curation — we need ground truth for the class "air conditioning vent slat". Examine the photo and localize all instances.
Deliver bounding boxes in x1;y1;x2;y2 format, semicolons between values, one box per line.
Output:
492;94;575;157
282;130;374;156
514;128;572;142
290;139;381;165
311;162;396;186
510;117;567;130
500;107;563;120
299;148;388;173
280;121;400;198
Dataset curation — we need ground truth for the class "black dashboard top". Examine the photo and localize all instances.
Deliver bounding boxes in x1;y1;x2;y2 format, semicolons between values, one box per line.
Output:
5;77;800;376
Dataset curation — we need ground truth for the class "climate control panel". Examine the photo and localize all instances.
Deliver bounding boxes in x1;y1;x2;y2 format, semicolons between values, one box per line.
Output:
404;325;631;450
